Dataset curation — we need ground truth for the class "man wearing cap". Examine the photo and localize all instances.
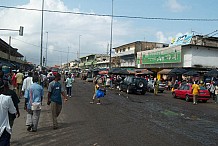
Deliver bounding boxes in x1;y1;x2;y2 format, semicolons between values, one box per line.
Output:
0;80;17;145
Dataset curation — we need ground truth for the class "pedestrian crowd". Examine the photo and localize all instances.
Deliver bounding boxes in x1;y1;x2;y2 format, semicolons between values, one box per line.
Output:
0;67;71;146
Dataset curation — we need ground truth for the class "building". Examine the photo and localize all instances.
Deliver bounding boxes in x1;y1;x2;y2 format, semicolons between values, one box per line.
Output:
137;34;218;70
79;54;110;69
113;41;168;68
0;38;25;69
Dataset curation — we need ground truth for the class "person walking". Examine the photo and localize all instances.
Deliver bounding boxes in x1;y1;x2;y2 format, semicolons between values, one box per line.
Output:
3;82;20;128
0;80;17;146
90;81;101;104
11;71;17;91
214;83;218;103
22;72;33;98
47;73;67;129
154;79;159;95
65;74;73;97
24;76;43;132
192;81;200;105
15;70;24;98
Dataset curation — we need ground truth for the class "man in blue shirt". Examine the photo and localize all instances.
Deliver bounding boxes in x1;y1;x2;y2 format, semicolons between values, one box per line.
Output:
24;76;43;132
47;73;67;129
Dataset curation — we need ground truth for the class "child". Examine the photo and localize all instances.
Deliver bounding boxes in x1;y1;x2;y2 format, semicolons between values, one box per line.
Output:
90;81;101;104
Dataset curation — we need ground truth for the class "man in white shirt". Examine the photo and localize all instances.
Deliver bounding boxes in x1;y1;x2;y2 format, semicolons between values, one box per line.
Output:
22;72;33;98
0;80;16;146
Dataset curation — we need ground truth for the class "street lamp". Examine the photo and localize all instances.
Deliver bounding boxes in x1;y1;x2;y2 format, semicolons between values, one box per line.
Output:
109;0;114;69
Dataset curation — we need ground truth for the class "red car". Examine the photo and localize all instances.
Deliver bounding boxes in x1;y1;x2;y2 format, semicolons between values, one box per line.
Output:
172;84;210;103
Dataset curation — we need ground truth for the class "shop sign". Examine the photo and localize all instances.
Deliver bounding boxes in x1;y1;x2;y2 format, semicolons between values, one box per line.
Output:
137;47;181;65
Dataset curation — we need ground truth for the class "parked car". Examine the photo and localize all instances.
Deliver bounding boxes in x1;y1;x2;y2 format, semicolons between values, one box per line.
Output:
147;80;165;93
172;84;210;103
119;76;147;95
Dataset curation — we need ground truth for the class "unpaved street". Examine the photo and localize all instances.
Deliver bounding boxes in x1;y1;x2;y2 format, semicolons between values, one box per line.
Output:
11;79;218;146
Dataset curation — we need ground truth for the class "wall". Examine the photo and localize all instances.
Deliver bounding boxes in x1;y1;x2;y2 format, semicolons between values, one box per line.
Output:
190;46;218;68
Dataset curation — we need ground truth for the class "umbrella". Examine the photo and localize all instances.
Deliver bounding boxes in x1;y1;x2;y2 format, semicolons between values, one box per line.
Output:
169;68;187;75
108;68;122;74
205;69;218;77
183;70;199;77
98;70;108;75
135;69;153;75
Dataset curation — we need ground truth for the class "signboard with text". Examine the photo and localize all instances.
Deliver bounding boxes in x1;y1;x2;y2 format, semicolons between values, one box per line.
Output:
137;47;181;65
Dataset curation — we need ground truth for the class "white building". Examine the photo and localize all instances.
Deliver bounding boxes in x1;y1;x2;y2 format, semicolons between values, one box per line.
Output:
137;35;218;69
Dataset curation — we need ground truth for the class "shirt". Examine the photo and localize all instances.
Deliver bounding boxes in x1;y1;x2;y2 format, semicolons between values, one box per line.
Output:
16;72;24;84
0;94;16;136
24;83;43;110
65;77;73;87
192;84;200;95
22;77;33;91
48;81;64;105
3;89;20;120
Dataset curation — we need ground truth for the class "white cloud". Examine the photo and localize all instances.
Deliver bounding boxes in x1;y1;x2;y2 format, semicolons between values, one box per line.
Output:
165;0;188;12
0;0;130;66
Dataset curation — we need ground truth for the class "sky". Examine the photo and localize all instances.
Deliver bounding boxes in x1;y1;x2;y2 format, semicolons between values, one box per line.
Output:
0;0;217;66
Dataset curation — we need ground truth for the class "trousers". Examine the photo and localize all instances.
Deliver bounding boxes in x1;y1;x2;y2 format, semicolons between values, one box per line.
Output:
51;102;62;128
26;109;41;131
0;129;11;146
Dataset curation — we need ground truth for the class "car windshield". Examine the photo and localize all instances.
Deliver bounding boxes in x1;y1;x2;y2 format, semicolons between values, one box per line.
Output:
200;86;207;90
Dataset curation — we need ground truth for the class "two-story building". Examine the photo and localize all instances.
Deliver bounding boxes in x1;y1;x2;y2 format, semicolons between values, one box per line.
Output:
113;41;168;68
0;38;25;69
136;34;218;79
79;54;110;69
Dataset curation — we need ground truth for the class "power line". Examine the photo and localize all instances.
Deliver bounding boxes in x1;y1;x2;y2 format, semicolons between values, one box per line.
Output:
12;37;106;54
0;5;218;22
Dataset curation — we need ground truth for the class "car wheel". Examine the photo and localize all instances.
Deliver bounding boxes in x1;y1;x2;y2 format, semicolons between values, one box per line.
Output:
138;81;144;88
126;86;131;94
185;95;190;102
172;92;177;98
202;100;207;103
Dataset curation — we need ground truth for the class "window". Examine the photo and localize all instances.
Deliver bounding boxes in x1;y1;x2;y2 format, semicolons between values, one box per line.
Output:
128;47;130;50
123;48;126;52
179;85;185;90
120;49;122;53
184;85;190;90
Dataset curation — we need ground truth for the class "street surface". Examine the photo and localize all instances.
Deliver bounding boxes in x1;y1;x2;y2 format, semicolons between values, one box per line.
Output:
11;78;218;146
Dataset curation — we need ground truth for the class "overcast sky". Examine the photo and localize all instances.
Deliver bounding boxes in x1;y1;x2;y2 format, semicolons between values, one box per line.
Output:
0;0;217;66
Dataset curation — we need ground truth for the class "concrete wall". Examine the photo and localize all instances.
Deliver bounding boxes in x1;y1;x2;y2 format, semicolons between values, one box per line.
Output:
189;46;218;68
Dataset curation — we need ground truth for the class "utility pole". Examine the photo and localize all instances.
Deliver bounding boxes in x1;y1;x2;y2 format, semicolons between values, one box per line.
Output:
67;47;69;69
109;0;114;69
79;35;81;59
45;31;48;66
40;0;44;67
8;36;11;61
